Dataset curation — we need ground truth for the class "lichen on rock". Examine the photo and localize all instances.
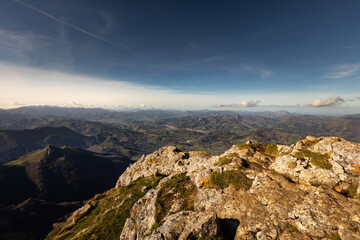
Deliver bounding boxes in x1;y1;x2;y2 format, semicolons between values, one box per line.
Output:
47;136;360;240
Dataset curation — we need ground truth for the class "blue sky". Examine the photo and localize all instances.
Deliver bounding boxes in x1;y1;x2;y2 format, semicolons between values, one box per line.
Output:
0;0;359;114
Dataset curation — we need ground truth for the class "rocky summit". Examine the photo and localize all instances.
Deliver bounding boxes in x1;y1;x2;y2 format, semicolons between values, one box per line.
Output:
47;136;360;240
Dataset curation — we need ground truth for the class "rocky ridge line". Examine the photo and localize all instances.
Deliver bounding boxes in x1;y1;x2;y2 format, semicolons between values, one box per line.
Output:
48;136;360;240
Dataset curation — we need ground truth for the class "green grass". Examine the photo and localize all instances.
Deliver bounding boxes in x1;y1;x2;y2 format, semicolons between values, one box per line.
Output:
179;145;219;155
329;233;342;240
5;148;48;166
236;143;266;152
302;149;332;170
197;237;224;240
265;144;279;156
293;151;304;160
50;175;164;240
235;143;278;157
281;150;292;156
235;143;267;157
153;174;197;232
205;170;253;190
189;150;212;158
285;223;298;232
347;183;359;198
340;183;358;198
303;139;321;148
293;149;332;170
215;154;237;166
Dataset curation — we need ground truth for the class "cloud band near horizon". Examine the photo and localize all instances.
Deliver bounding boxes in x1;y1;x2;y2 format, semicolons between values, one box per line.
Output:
0;63;358;112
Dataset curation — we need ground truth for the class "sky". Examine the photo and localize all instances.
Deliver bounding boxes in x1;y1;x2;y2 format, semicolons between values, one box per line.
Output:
0;0;360;115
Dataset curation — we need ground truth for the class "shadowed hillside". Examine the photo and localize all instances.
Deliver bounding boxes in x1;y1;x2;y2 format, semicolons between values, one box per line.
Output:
4;145;132;202
0;146;132;239
0;127;95;163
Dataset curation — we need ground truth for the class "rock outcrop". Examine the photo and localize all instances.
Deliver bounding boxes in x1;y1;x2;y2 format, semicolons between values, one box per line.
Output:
47;136;360;240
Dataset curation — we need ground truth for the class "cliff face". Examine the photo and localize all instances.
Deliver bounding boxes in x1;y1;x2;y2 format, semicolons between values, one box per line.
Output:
48;136;360;240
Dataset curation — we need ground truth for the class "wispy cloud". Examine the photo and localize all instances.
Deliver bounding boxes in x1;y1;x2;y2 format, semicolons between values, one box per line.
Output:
305;96;344;107
0;63;226;109
324;64;360;79
12;0;127;49
333;45;358;50
216;100;260;108
253;32;323;37
0;28;43;59
221;65;273;79
242;65;272;78
348;96;360;102
0;63;292;110
98;12;116;35
57;18;67;43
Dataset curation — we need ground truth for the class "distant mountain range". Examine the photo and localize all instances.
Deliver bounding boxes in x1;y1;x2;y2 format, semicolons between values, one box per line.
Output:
1;106;293;122
0;106;359;162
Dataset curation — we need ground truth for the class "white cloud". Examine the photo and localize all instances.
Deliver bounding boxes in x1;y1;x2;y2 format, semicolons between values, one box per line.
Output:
216;100;260;108
325;64;360;79
8;100;25;106
305;96;344;107
61;101;93;108
139;104;149;108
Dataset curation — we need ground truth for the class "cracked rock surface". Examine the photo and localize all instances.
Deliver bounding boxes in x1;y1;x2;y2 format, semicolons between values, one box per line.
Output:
47;136;360;240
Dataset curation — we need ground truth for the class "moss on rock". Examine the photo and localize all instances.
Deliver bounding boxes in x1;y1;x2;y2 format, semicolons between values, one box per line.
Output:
205;170;253;190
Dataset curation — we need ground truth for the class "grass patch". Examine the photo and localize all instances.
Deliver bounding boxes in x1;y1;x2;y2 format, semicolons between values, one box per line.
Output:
236;143;279;157
287;161;297;169
236;143;266;152
265;144;279;157
153;174;197;232
250;161;265;169
196;237;224;240
189;151;212;158
293;149;332;170
215;154;237;166
303;149;332;170
303;139;321;148
205;170;253;190
49;175;164;240
285;223;298;232
281;150;292;156
329;233;342;240
333;182;359;198
293;151;304;160
6;148;49;166
347;183;359;198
